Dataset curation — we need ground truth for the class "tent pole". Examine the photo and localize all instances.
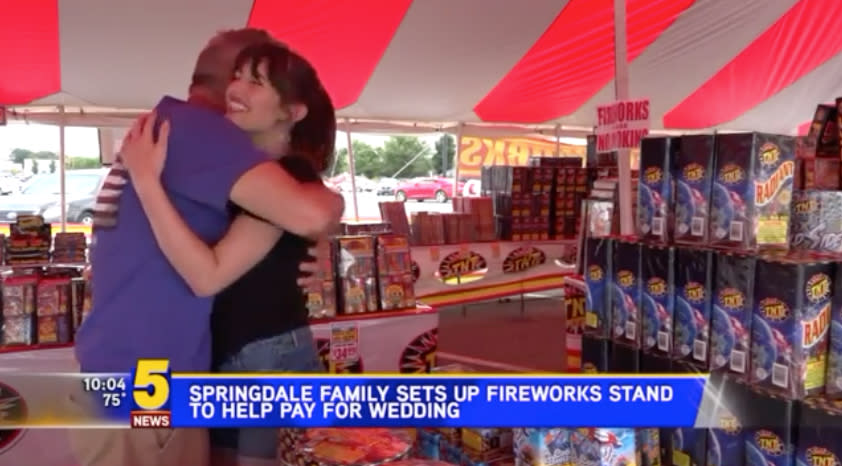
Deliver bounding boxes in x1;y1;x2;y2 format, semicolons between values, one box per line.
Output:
344;121;360;222
613;0;633;236
59;105;67;232
452;123;463;198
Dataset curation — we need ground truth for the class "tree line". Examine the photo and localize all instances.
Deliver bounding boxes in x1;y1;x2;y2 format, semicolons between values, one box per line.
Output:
9;148;102;174
331;134;455;179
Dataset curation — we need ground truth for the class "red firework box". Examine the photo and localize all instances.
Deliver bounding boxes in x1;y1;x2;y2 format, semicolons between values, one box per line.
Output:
804;103;839;158
708;133;796;251
750;257;834;400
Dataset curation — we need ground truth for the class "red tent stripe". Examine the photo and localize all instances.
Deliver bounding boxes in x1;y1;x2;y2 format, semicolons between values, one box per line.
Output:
248;0;412;109
0;0;61;105
473;0;694;123
663;0;842;129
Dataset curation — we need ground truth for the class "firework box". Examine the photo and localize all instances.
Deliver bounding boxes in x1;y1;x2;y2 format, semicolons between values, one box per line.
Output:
743;395;798;466
639;351;672;373
637;137;677;243
581;335;611;373
750;257;833;399
797;400;842;466
710;253;756;381
635;428;660;466
611;240;642;347
709;133;796;251
570;428;638;466
826;267;842;398
640;244;675;354
673;134;715;245
609;341;640;373
805;103;839;158
673;248;715;369
584;237;613;338
666;427;707;466
513;428;573;466
790;190;842;256
802;158;841;190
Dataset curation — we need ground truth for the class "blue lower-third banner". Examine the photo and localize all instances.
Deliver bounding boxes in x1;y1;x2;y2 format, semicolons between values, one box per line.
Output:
148;374;708;428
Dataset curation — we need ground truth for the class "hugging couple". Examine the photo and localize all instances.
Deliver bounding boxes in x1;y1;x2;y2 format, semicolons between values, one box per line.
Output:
69;27;343;466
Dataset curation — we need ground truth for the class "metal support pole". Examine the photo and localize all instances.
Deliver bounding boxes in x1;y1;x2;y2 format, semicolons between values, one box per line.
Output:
614;0;634;236
554;124;561;158
59;105;67;232
452;123;464;198
344;121;360;222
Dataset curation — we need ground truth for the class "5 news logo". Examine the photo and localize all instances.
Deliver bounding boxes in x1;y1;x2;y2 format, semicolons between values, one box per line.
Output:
130;359;172;428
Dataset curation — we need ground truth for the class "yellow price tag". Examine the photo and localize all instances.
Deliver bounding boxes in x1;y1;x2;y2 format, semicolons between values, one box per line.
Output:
133;359;171;411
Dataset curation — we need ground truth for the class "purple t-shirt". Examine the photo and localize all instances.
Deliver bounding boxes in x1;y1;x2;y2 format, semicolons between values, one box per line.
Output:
75;96;267;373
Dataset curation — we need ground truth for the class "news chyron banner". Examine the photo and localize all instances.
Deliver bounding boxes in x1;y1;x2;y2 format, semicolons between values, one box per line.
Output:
0;360;740;429
457;136;585;179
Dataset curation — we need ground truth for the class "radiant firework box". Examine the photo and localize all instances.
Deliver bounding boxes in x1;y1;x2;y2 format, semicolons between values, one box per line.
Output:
673;134;715;245
709;132;796;251
581;334;611;373
743;395;799;466
584;237;613;338
637;137;678;244
611;239;642;347
797;400;842;466
513;428;573;466
640;244;675;354
790;190;842;256
673;248;715;370
825;269;842;398
749;257;834;399
805;103;840;158
709;252;756;381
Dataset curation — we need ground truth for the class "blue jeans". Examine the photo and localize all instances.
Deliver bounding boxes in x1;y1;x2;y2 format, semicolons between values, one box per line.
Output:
210;326;324;460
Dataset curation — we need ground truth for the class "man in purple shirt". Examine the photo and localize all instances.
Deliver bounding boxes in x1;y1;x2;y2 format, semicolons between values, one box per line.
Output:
68;29;343;466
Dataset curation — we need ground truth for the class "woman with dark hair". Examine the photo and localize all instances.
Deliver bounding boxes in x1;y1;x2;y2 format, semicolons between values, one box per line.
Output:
120;43;336;466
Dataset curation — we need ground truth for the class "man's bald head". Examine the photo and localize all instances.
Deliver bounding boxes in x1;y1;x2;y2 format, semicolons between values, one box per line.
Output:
190;28;282;107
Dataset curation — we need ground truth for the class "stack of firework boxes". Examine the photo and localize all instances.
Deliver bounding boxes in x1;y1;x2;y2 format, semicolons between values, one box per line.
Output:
582;102;842;466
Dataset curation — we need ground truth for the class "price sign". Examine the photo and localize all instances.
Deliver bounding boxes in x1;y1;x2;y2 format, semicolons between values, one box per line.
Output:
329;322;360;363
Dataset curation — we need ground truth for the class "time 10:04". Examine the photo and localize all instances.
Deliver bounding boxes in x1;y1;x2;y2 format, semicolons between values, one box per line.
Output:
82;376;127;392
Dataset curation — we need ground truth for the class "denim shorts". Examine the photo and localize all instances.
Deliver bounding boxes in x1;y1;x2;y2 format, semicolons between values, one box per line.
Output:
210;326;324;460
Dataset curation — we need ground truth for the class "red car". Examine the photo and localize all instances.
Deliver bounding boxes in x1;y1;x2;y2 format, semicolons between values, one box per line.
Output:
394;177;465;202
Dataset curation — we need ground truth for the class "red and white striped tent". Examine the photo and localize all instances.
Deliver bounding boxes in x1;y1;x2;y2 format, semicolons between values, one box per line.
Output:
2;0;840;135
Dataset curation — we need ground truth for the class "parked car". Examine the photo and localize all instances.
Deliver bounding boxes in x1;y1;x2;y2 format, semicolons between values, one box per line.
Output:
376;178;398;196
0;176;21;195
394;177;465;203
0;168;110;224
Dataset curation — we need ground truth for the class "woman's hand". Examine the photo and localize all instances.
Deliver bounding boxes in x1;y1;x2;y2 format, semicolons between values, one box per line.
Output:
119;111;170;184
297;240;331;292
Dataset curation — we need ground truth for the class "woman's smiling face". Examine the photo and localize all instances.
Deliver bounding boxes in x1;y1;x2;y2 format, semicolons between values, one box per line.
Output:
225;59;286;133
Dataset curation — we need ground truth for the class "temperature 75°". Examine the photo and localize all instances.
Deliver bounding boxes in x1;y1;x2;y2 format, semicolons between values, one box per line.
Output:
102;392;123;407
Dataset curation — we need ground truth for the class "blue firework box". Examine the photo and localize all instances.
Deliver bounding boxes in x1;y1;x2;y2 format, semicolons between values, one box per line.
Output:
584;237;613;339
706;426;743;466
637;137;678;244
640;244;675;354
673;134;715;245
746;429;796;466
673;248;714;368
710;252;756;380
796;401;842;466
827;268;842;398
709;133;796;251
706;376;749;466
611;240;642;347
667;427;706;466
750;257;833;399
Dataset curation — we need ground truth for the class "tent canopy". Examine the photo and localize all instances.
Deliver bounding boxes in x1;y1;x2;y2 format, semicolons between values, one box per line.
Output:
3;0;839;134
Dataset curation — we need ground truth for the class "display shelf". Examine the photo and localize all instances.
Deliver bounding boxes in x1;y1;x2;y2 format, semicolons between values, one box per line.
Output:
0;261;87;270
309;304;436;325
0;342;74;354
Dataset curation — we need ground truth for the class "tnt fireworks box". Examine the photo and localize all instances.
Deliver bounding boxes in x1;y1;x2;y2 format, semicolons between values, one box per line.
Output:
610;341;640;373
581;334;611;373
513;428;572;466
790;190;842;256
637;137;677;243
750;257;834;399
584;237;613;339
805;103;840;158
673;248;715;370
334;236;379;314
709;133;796;251
710;252;756;381
703;374;749;466
611;239;642;347
743;395;799;466
640;245;675;355
825;268;842;398
797;400;842;466
673;134;715;245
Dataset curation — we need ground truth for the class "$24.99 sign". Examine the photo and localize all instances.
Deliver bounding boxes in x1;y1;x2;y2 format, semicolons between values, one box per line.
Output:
330;322;360;364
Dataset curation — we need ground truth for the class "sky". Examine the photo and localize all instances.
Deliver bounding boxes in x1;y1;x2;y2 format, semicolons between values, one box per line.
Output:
0;122;438;161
